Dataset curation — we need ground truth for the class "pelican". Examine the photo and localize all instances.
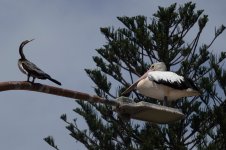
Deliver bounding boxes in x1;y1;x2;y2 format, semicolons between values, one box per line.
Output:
18;39;61;85
122;62;200;105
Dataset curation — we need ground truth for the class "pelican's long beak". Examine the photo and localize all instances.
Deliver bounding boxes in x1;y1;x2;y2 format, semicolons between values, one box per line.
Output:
121;71;149;95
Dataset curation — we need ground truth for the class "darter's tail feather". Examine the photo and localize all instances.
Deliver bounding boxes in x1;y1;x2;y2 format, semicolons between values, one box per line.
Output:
48;77;61;86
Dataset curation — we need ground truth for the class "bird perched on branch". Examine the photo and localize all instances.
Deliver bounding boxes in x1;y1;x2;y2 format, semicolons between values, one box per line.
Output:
18;39;61;85
122;62;200;105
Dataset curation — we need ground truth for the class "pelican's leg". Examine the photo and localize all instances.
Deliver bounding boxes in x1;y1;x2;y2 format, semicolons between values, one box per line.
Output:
163;96;168;106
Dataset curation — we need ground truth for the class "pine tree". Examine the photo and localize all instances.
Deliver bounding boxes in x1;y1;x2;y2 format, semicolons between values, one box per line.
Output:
59;2;226;150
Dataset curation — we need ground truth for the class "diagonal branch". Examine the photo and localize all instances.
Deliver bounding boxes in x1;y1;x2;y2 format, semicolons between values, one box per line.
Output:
0;81;119;107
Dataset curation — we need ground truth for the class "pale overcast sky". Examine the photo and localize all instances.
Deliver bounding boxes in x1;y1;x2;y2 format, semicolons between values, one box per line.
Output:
0;0;225;149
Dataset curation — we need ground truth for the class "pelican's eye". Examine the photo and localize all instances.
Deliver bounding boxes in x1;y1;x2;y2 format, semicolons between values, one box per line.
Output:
150;65;155;70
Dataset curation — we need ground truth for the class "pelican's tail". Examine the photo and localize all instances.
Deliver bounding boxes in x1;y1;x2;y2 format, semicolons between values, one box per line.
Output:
186;88;201;96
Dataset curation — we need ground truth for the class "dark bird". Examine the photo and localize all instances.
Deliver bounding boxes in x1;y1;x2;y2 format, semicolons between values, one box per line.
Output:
18;39;61;85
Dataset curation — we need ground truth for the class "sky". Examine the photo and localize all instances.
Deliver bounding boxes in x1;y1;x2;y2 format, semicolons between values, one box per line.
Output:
0;0;225;150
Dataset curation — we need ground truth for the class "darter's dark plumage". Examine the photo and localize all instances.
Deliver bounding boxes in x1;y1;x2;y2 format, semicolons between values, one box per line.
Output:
18;39;61;85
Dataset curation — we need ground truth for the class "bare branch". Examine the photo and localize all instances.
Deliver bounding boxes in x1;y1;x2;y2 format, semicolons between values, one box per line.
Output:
0;81;119;107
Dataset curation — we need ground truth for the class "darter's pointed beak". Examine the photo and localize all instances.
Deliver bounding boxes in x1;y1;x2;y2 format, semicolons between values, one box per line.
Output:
29;39;34;42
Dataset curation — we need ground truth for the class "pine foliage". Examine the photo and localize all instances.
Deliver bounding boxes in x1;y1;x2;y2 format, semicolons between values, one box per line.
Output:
60;2;226;150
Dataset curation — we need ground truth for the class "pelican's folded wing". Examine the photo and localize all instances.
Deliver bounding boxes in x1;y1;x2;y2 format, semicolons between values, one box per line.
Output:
148;71;198;90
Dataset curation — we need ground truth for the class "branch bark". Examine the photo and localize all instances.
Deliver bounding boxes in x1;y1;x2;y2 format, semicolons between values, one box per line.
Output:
0;81;119;107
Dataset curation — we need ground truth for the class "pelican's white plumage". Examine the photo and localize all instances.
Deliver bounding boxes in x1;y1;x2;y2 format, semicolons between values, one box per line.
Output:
122;62;200;104
148;71;184;83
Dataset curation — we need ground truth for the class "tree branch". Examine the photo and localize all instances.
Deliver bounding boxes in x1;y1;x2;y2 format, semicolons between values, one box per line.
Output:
0;81;119;107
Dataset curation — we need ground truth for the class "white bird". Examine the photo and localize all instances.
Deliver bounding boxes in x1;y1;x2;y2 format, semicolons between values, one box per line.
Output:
122;62;200;105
